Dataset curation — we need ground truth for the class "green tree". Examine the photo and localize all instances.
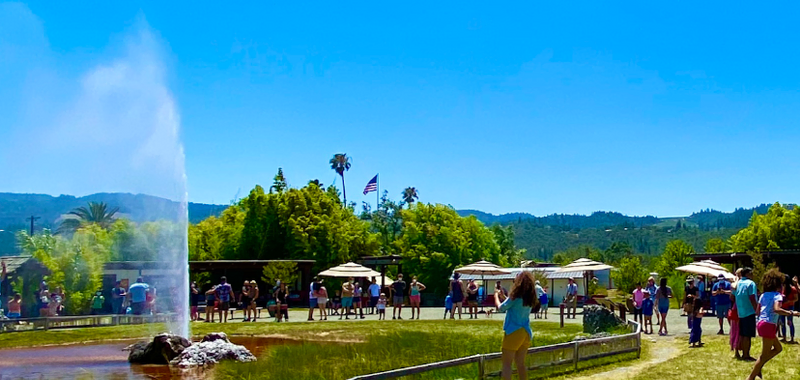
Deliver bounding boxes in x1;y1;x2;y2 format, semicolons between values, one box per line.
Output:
329;153;352;205
401;187;419;208
261;262;301;289
731;202;800;252
656;239;695;279
704;237;728;253
370;191;404;254
601;241;634;265
271;168;288;193
611;256;649;293
57;202;119;234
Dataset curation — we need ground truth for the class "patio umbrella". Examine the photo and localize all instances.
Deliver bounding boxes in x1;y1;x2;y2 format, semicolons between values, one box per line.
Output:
455;261;511;311
318;262;383;278
557;258;614;272
676;262;734;281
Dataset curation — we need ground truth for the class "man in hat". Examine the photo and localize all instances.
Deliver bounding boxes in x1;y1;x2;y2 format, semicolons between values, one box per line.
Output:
565;277;578;319
712;273;732;335
684;276;698;329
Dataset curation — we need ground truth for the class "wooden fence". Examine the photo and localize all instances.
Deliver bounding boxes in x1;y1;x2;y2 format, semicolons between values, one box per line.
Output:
347;320;641;380
0;313;180;333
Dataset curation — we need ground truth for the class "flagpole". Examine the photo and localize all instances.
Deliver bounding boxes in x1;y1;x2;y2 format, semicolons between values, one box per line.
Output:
376;174;380;210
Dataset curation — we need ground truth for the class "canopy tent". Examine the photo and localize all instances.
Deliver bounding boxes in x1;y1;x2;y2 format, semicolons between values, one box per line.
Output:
557;258;614;272
454;260;511;276
319;262;381;278
676;260;735;280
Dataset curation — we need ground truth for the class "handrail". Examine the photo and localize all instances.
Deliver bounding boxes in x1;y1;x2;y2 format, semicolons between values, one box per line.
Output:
0;313;181;333
348;319;641;380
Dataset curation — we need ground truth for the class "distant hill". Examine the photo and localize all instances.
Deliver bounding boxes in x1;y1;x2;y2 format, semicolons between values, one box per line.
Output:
458;204;776;260
0;192;228;255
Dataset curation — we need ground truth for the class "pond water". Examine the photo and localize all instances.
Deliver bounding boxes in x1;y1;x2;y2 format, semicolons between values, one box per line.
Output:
0;337;291;380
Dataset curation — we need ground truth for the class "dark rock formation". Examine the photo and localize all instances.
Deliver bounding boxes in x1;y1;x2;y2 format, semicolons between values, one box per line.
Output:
127;333;192;364
582;304;625;334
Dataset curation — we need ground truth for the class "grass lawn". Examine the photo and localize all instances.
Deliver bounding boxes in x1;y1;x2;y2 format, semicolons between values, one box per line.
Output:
625;335;800;380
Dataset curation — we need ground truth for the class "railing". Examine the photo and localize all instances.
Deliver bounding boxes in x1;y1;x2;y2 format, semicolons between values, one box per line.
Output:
348;320;641;380
0;313;181;333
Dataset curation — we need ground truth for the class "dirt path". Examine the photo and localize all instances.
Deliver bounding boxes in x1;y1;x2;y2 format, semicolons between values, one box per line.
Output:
566;335;682;380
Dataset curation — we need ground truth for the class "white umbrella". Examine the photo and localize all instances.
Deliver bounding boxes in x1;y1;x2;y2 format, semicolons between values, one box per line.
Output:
318;262;383;278
676;263;734;280
557;258;614;272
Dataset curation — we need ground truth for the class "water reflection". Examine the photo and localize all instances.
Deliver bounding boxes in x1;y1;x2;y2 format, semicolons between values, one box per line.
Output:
0;337;292;380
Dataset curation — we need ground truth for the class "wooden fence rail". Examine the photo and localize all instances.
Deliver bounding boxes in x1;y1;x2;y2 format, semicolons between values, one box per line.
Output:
0;313;180;333
348;320;641;380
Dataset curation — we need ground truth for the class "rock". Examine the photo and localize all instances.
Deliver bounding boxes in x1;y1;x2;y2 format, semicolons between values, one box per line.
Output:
127;333;192;364
170;332;257;368
582;304;625;334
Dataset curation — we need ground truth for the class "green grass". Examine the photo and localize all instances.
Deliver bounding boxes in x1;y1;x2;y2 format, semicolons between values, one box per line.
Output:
624;335;800;380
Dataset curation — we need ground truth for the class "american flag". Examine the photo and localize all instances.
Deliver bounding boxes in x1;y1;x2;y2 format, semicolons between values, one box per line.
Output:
363;175;378;195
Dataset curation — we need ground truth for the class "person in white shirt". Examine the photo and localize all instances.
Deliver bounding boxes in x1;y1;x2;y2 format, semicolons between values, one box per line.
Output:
565;278;579;319
368;277;381;314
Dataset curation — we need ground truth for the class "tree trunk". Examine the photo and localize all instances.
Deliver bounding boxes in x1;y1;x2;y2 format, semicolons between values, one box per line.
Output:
340;173;347;206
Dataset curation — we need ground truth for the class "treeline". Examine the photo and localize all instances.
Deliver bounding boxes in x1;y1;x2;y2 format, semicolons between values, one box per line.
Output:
189;170;522;296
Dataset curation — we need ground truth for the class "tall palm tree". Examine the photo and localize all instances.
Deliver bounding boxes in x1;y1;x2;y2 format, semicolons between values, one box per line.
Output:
329;153;352;205
402;187;419;208
57;201;120;234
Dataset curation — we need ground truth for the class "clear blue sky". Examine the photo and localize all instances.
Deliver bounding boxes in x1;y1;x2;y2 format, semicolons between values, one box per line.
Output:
2;2;799;217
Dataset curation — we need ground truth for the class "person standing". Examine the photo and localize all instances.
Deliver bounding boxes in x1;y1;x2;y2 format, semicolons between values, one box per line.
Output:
684;277;698;330
308;277;319;321
656;277;673;336
730;269;743;358
409;276;426;320
0;260;7;313
645;277;659;325
240;281;252;322
565;277;579;319
779;275;797;343
340;278;354;320
275;281;290;322
689;297;705;347
391;274;406;320
190;282;199;321
735;267;758;361
534;280;545;319
315;282;328;321
495;271;537;380
204;286;217;323
712;273;732;335
111;281;127;315
467;279;479;319
248;280;259;322
540;286;550;319
632;283;645;325
7;294;21;319
450;273;465;319
91;291;105;315
129;277;149;316
368;278;381;315
745;269;800;380
215;276;233;323
352;282;364;319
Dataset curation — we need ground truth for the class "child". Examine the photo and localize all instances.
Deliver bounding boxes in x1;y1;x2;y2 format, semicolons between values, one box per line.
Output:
689;297;704;347
7;294;22;318
377;293;387;320
444;293;453;319
331;290;342;315
91;291;105;315
642;290;654;334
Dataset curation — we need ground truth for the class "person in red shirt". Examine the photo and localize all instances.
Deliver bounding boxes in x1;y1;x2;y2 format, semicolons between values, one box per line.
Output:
779;275;799;343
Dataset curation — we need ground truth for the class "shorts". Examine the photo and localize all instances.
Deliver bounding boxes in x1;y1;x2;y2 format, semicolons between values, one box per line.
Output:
217;301;230;311
131;301;146;315
341;297;353;308
409;295;421;304
716;304;730;319
310;298;318;308
7;312;20;318
643;306;653;317
370;296;379;307
740;314;757;338
566;298;577;307
633;307;642;317
317;297;328;305
658;302;670;315
240;297;251;309
394;296;404;305
352;297;361;305
757;321;778;339
502;328;532;351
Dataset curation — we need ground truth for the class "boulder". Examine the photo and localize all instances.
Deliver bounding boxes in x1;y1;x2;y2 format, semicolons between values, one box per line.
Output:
127;333;192;364
170;332;257;368
582;304;625;334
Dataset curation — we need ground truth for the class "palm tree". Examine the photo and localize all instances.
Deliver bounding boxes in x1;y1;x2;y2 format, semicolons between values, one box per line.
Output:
402;187;419;208
57;201;119;234
329;153;352;205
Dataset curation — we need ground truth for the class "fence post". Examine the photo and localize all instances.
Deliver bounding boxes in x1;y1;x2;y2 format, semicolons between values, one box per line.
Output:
573;341;579;372
478;355;485;379
43;317;49;331
560;303;565;328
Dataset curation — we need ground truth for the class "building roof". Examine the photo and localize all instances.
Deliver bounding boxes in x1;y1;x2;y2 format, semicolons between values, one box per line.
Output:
458;267;561;281
0;255;49;275
548;271;586;280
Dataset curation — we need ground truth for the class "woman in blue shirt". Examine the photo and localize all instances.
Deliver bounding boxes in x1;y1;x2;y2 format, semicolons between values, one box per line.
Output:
494;271;536;380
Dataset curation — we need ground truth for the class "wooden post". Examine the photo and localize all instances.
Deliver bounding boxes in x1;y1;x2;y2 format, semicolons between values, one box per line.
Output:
43;317;49;331
478;355;485;379
573;341;579;372
560;303;565;328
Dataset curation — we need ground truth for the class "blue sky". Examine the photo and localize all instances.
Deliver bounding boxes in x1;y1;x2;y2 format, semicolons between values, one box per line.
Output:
2;2;800;216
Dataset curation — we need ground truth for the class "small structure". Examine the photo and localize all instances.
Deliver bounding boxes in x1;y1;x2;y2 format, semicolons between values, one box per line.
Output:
359;255;402;288
0;256;50;315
